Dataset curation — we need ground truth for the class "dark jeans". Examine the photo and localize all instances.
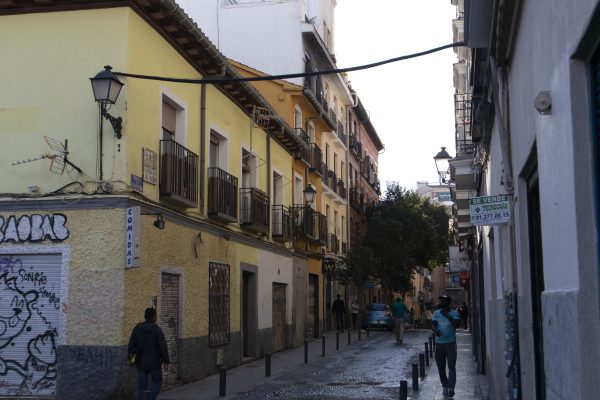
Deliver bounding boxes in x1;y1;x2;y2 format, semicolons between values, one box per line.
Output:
434;341;457;389
334;312;344;332
351;313;357;328
137;367;162;400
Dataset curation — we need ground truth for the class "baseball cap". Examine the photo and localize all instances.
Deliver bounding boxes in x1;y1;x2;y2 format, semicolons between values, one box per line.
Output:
438;294;452;302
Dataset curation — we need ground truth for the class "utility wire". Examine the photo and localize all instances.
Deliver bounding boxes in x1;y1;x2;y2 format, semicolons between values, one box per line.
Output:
115;42;464;84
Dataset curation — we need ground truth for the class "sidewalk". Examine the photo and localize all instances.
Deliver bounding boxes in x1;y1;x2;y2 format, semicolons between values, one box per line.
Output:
160;328;382;400
412;331;489;399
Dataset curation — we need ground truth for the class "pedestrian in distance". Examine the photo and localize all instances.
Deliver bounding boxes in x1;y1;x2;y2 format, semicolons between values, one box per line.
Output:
432;294;461;398
459;302;469;330
392;297;407;343
128;308;170;400
332;294;346;333
351;299;359;329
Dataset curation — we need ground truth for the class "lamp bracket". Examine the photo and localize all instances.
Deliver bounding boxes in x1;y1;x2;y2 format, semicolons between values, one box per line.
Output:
101;107;123;139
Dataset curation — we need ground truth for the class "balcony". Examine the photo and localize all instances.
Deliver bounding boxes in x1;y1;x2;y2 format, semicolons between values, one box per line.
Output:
327;233;339;254
336;179;347;201
290;205;327;244
309;143;323;176
325;169;338;192
328;108;337;126
336;121;348;146
240;187;270;233
207;167;238;222
159;139;199;207
341;241;347;255
272;205;293;242
349;135;362;159
294;127;311;165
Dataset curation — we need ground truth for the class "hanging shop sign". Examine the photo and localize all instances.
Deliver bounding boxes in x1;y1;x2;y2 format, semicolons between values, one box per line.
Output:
469;194;510;225
0;213;69;244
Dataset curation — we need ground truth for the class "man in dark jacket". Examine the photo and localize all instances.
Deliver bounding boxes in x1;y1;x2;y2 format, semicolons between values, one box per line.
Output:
331;294;346;333
128;308;170;400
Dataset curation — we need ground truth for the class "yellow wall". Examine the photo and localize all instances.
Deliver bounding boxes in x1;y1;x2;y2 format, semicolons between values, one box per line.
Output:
0;9;129;193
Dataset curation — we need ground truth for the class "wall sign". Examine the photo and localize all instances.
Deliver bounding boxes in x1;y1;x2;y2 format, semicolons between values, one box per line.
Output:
0;214;69;244
126;207;140;268
469;194;510;225
143;148;158;185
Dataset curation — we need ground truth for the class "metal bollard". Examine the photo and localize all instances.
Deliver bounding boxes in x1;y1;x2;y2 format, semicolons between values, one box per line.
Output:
428;336;434;358
219;367;226;397
424;343;429;366
419;353;425;378
265;353;271;377
399;380;408;400
336;331;340;350
412;363;419;391
304;339;308;364
322;335;326;357
347;327;351;345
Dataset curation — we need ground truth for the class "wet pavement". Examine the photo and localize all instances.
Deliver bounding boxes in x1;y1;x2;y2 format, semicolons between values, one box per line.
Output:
160;329;487;400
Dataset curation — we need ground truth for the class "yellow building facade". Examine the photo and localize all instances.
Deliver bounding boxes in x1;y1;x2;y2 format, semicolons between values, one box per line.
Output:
0;2;306;399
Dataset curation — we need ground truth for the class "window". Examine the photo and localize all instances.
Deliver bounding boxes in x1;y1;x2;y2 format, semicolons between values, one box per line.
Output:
273;171;283;206
294;176;303;206
241;148;256;188
162;101;176;140
334;210;338;235
210;137;219;169
209;262;230;346
294;106;303;129
307;120;315;143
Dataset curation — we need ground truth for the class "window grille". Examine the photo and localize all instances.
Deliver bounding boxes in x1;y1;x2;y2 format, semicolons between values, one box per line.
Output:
209;262;230;346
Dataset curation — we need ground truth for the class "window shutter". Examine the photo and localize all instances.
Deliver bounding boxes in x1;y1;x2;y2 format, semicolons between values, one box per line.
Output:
162;101;176;133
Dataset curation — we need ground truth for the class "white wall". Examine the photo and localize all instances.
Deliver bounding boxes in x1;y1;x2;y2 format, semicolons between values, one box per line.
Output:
257;250;294;328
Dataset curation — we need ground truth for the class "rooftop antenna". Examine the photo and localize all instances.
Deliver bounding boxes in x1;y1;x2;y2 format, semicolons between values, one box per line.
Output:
12;136;82;175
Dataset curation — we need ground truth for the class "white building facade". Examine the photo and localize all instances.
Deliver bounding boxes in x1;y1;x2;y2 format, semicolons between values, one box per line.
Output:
451;0;600;399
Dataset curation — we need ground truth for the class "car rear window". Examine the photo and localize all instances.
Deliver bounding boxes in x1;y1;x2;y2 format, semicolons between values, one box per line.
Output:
368;304;389;311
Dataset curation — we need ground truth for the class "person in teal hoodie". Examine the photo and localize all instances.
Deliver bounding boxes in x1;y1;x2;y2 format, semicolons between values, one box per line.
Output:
392;297;407;343
432;294;461;398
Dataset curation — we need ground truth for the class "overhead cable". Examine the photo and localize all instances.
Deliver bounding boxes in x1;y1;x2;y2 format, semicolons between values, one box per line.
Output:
114;42;465;84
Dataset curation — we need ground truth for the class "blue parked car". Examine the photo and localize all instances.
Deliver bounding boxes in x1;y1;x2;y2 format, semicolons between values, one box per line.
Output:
361;303;394;331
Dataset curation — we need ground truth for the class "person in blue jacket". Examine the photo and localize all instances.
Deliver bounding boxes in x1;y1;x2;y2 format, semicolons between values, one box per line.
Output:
432;294;461;398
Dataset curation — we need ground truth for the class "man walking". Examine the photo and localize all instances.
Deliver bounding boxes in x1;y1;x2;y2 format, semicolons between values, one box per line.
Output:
128;308;170;400
331;294;346;333
432;294;461;398
392;297;407;343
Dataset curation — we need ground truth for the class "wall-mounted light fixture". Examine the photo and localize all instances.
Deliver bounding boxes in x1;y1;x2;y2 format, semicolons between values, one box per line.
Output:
433;147;453;185
90;65;124;138
303;184;316;207
142;212;165;230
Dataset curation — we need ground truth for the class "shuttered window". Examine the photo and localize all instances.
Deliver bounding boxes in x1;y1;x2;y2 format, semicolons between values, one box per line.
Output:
162;101;176;139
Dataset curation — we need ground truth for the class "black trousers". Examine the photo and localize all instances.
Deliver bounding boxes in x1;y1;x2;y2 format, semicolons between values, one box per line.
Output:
434;341;457;389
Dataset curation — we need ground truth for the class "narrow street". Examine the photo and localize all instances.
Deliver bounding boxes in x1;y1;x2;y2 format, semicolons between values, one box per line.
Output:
231;329;428;400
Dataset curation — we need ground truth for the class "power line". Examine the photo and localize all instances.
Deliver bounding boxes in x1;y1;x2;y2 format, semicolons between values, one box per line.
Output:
114;42;464;84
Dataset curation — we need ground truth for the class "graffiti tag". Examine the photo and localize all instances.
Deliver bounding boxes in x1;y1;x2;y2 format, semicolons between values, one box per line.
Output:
0;214;69;244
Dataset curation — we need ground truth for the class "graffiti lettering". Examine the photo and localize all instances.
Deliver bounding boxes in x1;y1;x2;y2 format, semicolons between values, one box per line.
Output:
0;214;69;244
75;347;115;368
0;256;22;274
18;269;47;286
38;287;60;310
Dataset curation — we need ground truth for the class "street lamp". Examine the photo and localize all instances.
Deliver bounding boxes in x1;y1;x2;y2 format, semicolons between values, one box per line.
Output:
90;65;124;138
434;147;452;184
303;184;316;207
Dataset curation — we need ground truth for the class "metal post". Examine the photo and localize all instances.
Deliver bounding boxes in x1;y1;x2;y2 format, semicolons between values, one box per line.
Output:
336;331;340;350
419;353;425;378
425;343;429;366
304;339;308;364
399;380;408;400
265;353;271;377
428;336;434;358
347;327;351;345
321;335;326;357
219;367;226;397
412;364;419;391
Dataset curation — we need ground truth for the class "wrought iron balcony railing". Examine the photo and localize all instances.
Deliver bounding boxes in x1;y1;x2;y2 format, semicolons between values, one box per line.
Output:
294;127;311;165
317;212;327;244
327;233;339;254
336;122;347;145
341;241;347;255
309;143;323;176
349;187;366;213
240;187;270;233
290;204;316;240
272;205;293;241
325;169;338;192
159;139;199;207
207;167;238;221
328;108;337;127
349;135;362;158
337;179;347;200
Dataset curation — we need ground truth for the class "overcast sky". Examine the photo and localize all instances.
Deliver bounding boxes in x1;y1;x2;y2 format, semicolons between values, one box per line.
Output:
335;0;457;190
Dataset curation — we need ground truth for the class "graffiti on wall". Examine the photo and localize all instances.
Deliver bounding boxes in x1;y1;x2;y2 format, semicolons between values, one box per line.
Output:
0;214;69;244
0;255;62;396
